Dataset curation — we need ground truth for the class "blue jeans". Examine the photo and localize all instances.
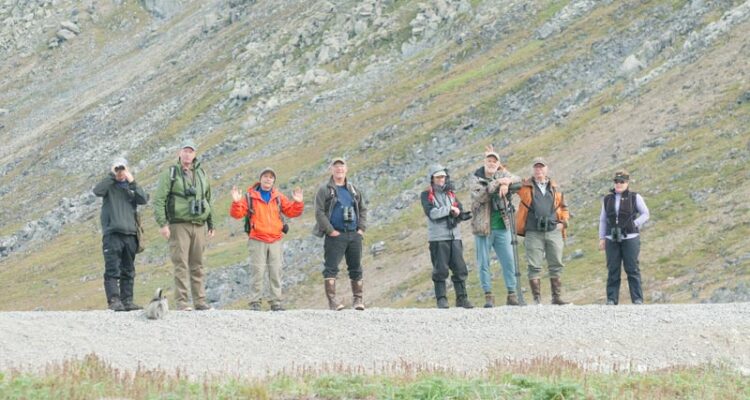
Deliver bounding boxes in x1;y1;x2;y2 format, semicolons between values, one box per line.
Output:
475;229;517;293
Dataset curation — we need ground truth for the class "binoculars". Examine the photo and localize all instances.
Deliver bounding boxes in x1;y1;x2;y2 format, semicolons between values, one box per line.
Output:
610;227;624;242
342;206;355;223
114;165;126;172
189;199;205;215
184;187;197;196
536;216;553;231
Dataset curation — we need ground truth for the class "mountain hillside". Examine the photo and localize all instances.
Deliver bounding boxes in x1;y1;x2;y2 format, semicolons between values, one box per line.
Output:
1;0;748;311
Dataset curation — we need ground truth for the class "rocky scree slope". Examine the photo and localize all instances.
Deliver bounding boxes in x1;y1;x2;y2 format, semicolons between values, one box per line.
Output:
0;0;748;310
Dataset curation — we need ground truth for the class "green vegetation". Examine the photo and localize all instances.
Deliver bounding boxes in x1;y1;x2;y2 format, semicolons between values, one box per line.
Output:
0;354;747;400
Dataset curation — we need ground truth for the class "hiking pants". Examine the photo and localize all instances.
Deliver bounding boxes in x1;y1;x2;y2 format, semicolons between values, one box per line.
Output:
169;222;208;309
102;232;137;295
323;231;363;281
605;236;643;304
429;239;468;284
475;229;517;293
524;229;565;279
247;238;283;304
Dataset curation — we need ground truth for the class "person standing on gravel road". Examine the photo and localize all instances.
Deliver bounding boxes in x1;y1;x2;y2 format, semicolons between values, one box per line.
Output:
313;157;368;311
152;141;215;311
599;170;650;305
515;157;571;305
93;158;149;312
229;167;304;311
420;164;474;309
469;146;522;307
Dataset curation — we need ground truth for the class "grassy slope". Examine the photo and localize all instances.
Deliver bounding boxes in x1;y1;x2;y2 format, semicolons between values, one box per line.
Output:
0;0;747;310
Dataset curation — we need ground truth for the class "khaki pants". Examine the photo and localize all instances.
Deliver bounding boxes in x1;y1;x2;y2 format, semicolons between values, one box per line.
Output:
523;229;565;279
248;238;283;304
169;222;207;308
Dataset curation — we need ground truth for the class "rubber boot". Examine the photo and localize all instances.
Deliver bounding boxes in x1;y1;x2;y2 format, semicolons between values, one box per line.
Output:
324;278;344;311
483;292;494;308
434;280;449;309
351;280;365;310
104;279;125;311
120;279;142;311
550;277;570;305
506;291;520;306
454;281;474;309
529;278;542;305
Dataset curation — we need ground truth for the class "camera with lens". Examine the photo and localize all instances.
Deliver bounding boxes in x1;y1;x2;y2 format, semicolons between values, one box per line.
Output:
610;227;623;243
184;187;197;196
342;206;355;223
189;199;204;215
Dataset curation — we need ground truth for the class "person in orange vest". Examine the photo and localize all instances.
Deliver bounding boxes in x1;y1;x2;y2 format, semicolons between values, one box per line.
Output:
515;157;570;305
230;168;304;311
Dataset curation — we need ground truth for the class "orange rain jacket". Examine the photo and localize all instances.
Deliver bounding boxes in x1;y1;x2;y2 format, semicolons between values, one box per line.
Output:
229;184;304;243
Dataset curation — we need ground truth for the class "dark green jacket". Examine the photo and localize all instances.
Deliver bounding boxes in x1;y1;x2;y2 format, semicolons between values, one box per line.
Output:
93;173;149;235
152;159;214;229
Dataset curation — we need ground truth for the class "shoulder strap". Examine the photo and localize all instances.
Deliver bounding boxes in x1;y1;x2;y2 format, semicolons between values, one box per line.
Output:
245;192;253;216
168;166;177;194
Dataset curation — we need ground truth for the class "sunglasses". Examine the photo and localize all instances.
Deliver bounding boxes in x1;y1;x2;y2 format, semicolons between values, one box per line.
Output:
613;179;627;184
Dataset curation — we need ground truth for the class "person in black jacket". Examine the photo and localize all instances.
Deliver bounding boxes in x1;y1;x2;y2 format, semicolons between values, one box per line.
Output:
93;158;149;311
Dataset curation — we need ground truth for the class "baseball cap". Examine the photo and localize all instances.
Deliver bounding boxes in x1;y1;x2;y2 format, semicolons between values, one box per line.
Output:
181;140;197;151
532;157;547;167
259;167;277;179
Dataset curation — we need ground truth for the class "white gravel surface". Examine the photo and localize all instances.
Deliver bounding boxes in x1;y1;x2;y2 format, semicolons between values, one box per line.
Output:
1;303;748;378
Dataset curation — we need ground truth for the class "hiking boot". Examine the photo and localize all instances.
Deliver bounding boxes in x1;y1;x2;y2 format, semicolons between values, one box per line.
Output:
351;279;365;311
324;278;344;311
108;298;126;312
249;302;262;311
483;292;494;308
529;278;542;305
456;296;474;309
436;297;449;309
270;303;285;312
550;277;570;305
123;301;143;311
633;299;643;305
194;303;213;311
506;292;519;306
606;299;616;305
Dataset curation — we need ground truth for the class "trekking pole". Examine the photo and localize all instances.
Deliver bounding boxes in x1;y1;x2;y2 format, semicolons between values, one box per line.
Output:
502;188;526;306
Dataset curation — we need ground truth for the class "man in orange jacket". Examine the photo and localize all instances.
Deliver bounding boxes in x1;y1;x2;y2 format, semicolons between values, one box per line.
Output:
230;168;304;311
515;157;570;305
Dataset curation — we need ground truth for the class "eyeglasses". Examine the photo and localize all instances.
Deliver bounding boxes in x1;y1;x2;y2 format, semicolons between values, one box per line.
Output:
613;179;626;184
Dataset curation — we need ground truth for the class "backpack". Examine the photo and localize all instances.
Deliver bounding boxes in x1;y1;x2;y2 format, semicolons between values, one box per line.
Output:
243;190;289;234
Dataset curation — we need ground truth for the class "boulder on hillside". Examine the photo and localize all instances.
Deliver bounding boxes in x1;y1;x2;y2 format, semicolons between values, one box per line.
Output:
60;21;80;34
55;28;77;41
619;54;644;77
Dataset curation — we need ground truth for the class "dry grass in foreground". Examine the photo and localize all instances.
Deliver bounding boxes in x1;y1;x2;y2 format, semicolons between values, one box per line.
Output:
0;353;747;399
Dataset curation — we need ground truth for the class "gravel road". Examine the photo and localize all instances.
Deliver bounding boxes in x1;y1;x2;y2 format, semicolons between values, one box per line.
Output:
1;303;748;378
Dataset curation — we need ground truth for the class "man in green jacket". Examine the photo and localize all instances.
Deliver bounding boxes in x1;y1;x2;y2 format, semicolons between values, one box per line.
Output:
153;141;215;311
93;158;149;311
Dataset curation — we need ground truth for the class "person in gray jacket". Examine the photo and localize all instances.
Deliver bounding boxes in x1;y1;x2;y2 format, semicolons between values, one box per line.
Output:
93;158;149;311
420;164;474;309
